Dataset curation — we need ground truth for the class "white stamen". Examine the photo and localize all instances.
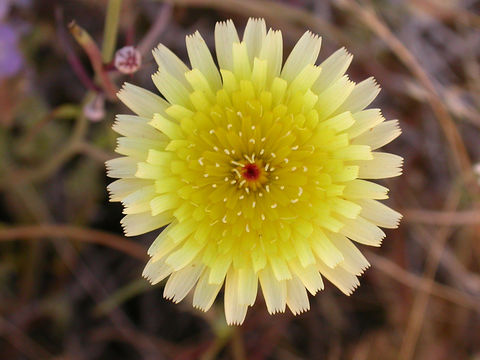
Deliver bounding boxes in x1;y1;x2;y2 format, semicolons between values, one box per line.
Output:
215;162;220;167
291;166;297;171
224;149;230;155
298;187;303;196
198;157;204;166
271;152;276;158
265;185;270;192
204;173;209;178
213;146;219;151
209;129;215;135
249;138;255;144
291;198;299;203
261;214;266;220
292;145;299;150
245;224;250;232
252;201;256;208
222;215;227;223
271;203;277;208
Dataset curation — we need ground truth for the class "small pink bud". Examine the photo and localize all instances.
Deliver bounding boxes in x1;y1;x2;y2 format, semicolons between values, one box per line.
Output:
84;93;105;122
114;46;141;74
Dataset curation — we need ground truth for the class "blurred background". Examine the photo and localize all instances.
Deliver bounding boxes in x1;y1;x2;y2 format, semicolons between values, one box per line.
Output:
1;0;480;359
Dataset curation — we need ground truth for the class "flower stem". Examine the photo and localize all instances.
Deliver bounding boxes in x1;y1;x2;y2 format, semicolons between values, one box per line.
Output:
102;0;123;63
69;21;118;99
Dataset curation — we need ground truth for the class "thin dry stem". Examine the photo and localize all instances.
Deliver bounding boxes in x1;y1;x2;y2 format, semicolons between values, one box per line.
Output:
0;224;147;260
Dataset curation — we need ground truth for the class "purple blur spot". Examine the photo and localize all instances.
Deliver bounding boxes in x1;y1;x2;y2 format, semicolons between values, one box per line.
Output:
0;23;23;78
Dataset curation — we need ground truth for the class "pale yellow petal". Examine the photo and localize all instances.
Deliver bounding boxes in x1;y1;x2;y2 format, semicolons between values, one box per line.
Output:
186;31;222;90
152;70;192;108
143;257;173;285
193;268;222;311
258;29;283;83
243;18;266;63
164;262;204;303
117;83;169;118
107;178;152;202
328;232;370;275
286;276;310;315
337;77;380;113
113;115;164;140
106;157;137;178
121;212;173;237
355;199;402;229
215;19;239;71
281;31;322;83
289;259;324;295
340;216;386;247
313;47;353;93
356;152;404;179
224;268;248;325
152;44;191;88
351;119;401;150
317;260;360;295
259;266;287;314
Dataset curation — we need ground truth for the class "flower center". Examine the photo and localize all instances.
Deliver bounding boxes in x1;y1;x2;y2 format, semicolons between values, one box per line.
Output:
242;163;260;181
232;157;268;192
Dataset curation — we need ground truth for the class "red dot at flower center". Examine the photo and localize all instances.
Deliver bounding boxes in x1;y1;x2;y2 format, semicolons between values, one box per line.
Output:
242;163;261;181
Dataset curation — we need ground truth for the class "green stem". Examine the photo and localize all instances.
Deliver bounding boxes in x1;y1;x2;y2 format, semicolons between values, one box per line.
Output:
102;0;123;63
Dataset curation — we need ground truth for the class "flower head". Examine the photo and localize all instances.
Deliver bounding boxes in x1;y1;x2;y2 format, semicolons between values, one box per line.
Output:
107;18;402;325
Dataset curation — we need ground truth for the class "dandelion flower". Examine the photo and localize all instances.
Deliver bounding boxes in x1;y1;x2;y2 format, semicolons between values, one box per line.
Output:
106;18;402;325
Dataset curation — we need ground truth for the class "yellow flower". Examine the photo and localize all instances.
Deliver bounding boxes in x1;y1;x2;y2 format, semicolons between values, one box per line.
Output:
107;18;402;325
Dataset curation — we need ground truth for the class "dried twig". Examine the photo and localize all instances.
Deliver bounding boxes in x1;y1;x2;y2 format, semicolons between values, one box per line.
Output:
399;190;460;360
402;209;480;225
0;224;147;260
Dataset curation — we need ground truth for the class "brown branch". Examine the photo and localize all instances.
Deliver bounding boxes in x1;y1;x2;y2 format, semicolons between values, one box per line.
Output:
400;189;460;360
367;251;480;314
402;209;480;225
0;224;147;261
